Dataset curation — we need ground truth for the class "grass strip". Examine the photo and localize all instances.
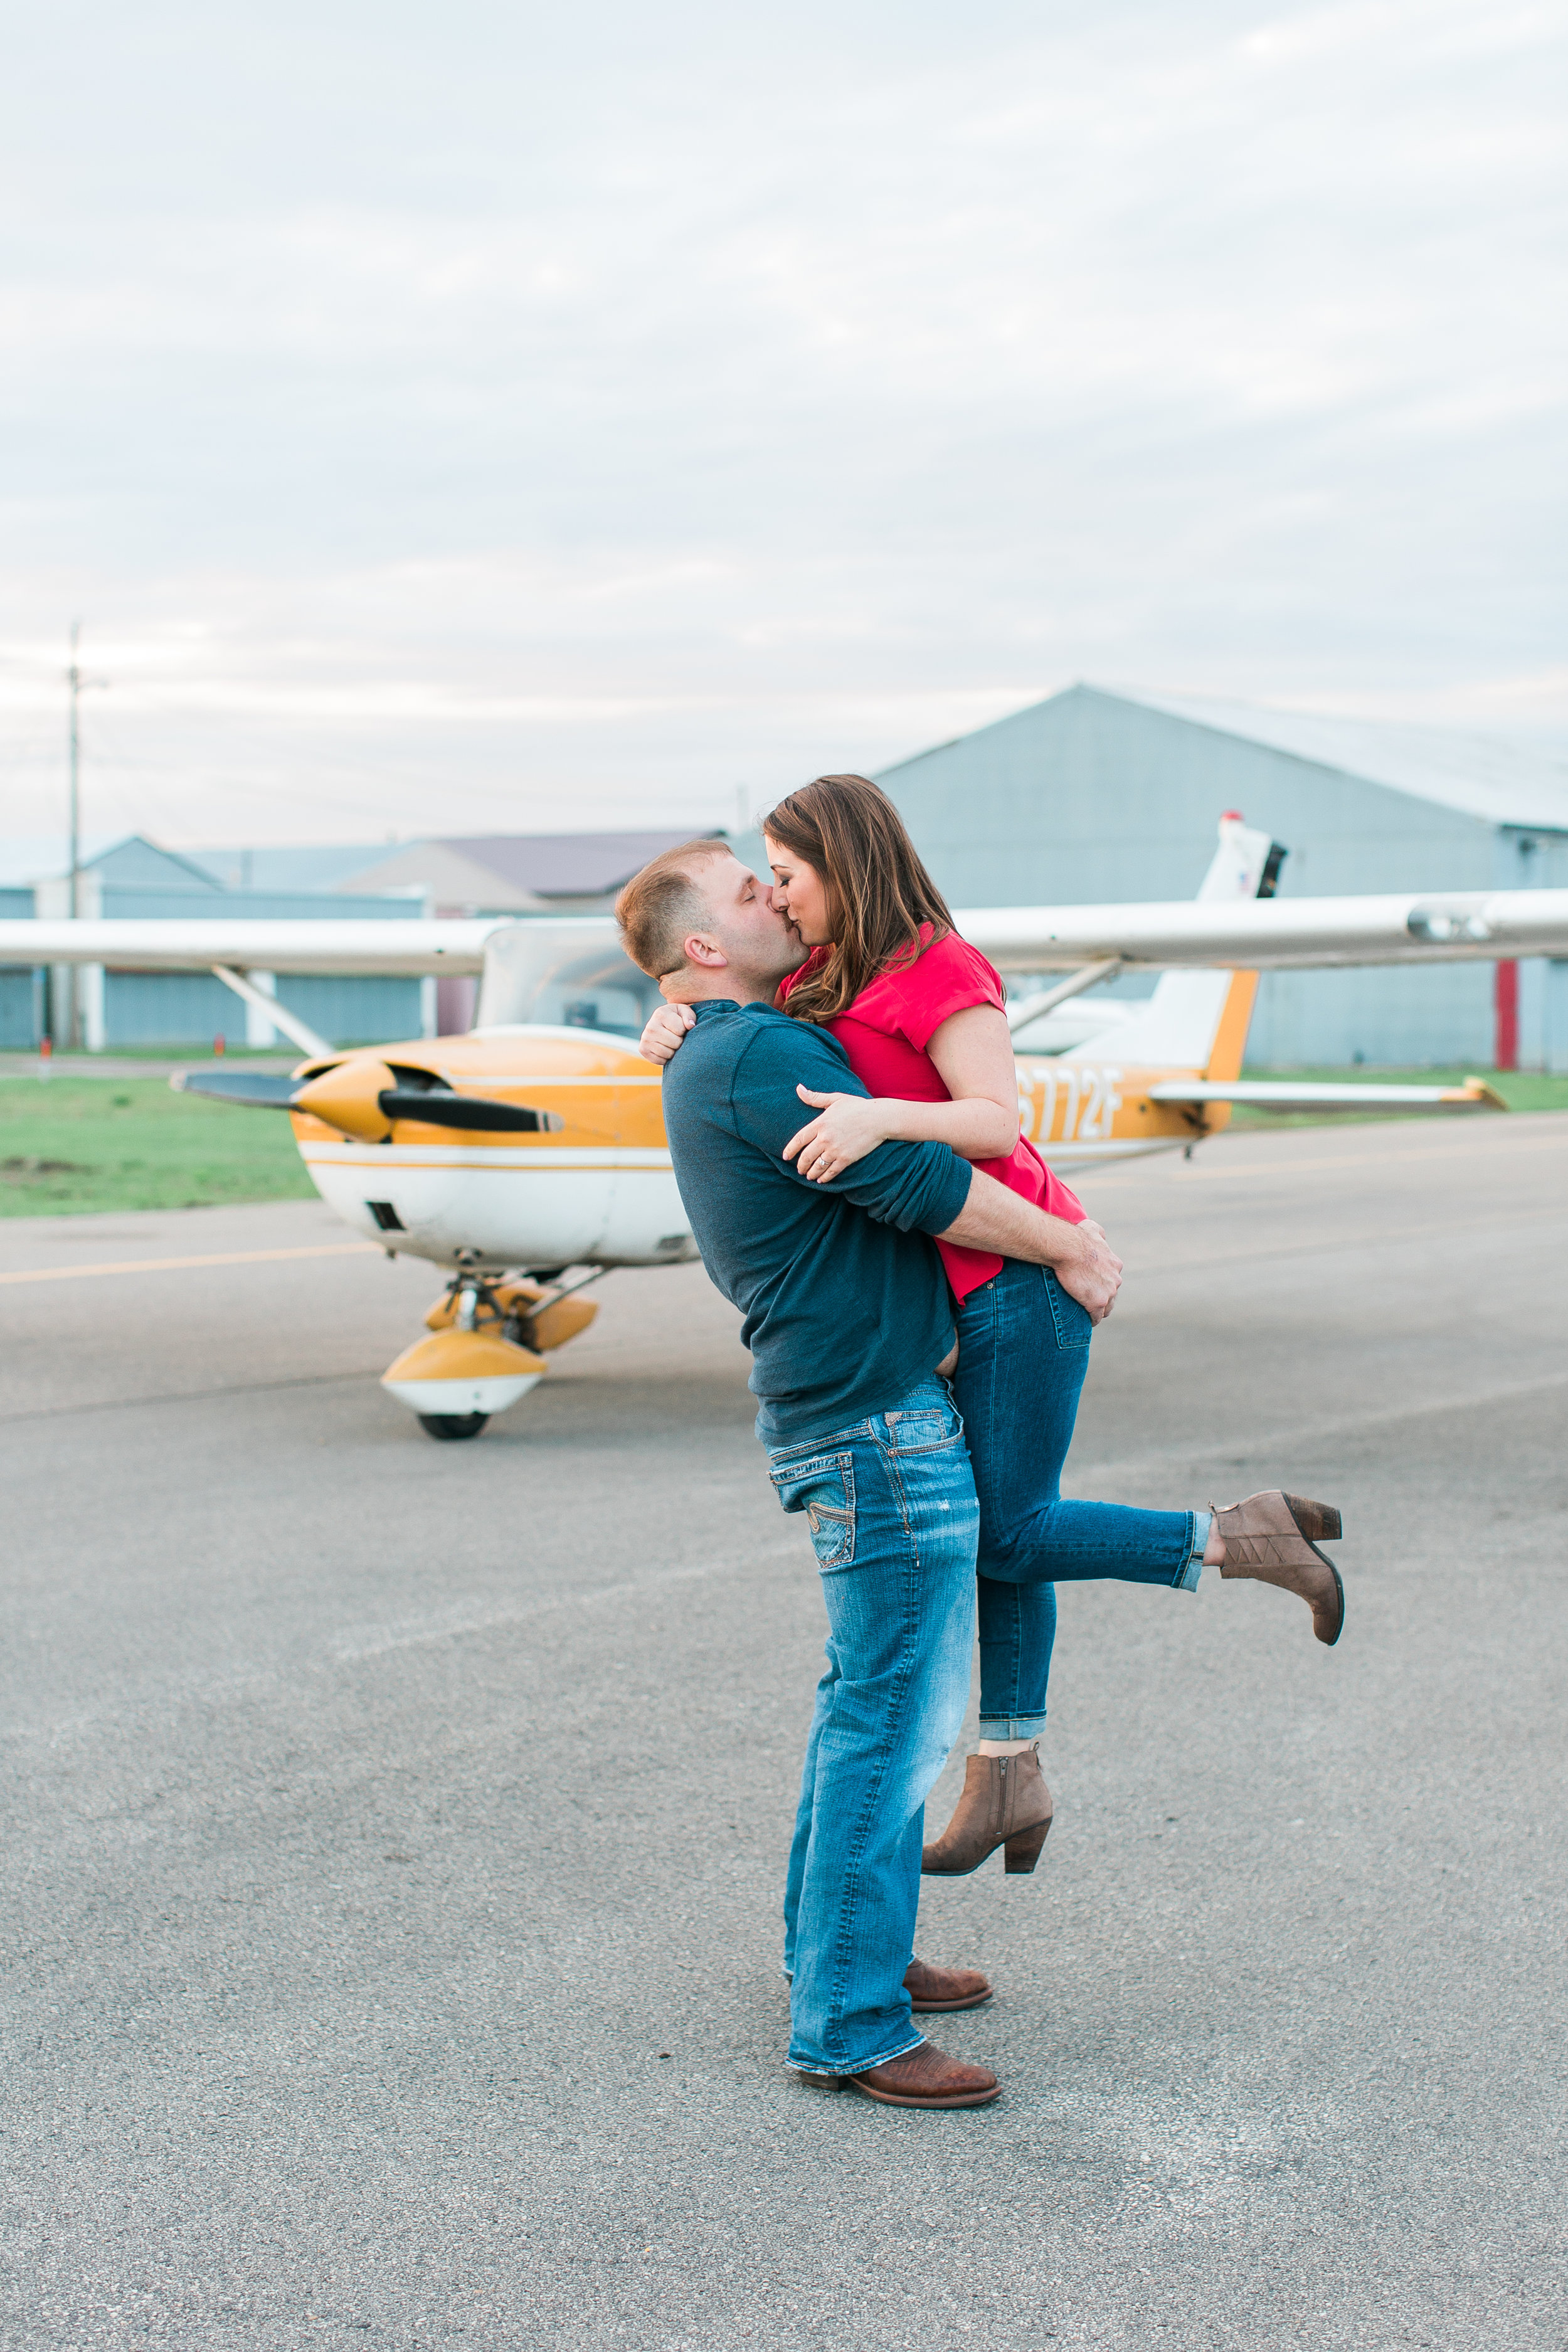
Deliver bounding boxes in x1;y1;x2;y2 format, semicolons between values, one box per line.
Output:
0;1078;317;1216
3;1062;1564;1218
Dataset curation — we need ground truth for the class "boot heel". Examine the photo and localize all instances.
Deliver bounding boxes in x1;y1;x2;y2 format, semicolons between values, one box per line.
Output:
1284;1493;1342;1542
1003;1818;1051;1874
923;1748;1053;1878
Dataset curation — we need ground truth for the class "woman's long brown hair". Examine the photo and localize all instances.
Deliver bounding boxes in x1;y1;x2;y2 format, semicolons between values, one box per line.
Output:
761;774;954;1023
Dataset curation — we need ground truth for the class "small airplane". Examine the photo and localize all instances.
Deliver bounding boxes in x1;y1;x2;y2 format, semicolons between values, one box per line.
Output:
7;816;1564;1441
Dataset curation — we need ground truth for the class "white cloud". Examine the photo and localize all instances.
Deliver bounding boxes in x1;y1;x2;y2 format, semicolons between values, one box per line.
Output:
0;0;1562;844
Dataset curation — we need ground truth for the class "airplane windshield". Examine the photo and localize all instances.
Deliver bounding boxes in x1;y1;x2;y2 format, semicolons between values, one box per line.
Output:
476;922;669;1039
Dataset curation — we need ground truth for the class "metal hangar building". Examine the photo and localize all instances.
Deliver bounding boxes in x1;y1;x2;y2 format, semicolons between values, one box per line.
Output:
876;684;1568;1071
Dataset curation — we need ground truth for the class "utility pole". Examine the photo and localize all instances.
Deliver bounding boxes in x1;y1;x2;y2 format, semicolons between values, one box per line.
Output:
62;623;106;1050
61;624;83;1049
68;621;83;906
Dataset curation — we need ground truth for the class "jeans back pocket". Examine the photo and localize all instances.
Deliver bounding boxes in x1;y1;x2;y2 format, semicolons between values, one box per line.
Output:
768;1450;857;1571
882;1409;961;1454
1045;1268;1093;1350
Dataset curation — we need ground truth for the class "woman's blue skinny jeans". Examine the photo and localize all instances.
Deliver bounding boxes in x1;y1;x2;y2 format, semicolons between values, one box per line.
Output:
951;1256;1209;1739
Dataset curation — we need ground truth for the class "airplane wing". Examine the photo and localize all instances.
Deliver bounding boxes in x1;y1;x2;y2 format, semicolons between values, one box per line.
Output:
0;917;509;974
6;890;1568;983
955;888;1568;970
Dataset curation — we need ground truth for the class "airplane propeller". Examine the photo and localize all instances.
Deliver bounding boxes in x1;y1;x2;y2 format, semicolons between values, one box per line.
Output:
374;1088;563;1133
171;1071;301;1106
172;1063;564;1136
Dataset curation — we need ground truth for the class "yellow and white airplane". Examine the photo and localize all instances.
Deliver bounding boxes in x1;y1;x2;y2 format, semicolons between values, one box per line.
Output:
8;816;1565;1440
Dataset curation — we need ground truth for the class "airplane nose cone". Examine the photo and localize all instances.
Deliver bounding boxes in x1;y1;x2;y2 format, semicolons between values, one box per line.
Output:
294;1057;398;1141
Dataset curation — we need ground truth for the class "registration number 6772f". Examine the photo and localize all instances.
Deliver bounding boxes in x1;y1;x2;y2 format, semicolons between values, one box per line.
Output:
1017;1064;1125;1145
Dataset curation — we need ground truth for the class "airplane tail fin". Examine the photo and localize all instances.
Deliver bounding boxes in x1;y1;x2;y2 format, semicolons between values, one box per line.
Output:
1202;968;1259;1081
1059;814;1283;1073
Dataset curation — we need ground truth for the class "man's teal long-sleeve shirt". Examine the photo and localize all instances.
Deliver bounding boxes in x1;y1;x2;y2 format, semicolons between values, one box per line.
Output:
660;997;972;1446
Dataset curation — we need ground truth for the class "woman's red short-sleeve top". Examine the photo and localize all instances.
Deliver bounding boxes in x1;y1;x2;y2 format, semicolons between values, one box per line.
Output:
780;927;1085;1301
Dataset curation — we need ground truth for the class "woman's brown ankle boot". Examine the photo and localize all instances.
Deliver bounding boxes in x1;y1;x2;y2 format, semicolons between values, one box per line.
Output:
921;1745;1054;1877
1211;1489;1345;1646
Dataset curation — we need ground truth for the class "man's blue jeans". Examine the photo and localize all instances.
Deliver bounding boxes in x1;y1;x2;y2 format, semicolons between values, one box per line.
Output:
953;1259;1207;1739
768;1378;978;2077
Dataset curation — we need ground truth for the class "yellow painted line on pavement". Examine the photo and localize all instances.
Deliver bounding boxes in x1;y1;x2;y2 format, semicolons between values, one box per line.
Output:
0;1242;380;1286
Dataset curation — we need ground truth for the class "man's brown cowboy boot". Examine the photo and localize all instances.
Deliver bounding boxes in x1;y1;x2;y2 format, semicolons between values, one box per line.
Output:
921;1745;1053;1876
904;1958;993;2012
799;2042;1001;2108
1211;1490;1345;1646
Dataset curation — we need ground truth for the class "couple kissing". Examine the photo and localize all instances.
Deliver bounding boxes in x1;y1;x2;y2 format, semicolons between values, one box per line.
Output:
615;774;1345;2110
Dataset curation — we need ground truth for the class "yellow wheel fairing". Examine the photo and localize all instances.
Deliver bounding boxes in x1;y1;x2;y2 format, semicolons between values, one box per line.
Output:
380;1327;548;1419
525;1294;599;1352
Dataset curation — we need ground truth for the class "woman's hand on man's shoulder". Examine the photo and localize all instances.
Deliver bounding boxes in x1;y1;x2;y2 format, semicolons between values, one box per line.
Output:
638;1002;696;1065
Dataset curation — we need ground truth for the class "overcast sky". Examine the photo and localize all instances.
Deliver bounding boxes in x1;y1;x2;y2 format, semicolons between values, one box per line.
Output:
1;0;1563;848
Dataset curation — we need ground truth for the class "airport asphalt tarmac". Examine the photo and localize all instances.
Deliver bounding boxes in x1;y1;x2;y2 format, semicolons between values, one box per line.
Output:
3;1115;1566;2351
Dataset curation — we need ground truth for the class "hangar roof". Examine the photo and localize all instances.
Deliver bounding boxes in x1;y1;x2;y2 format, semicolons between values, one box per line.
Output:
1097;686;1568;834
433;830;714;898
188;829;721;909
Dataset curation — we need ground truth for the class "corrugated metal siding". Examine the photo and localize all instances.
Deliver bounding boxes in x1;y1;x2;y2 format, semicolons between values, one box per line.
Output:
1505;831;1568;1071
103;972;238;1046
102;973;425;1048
98;887;419;922
1243;965;1493;1068
0;887;41;1046
1545;963;1568;1074
95;886;427;1047
0;972;39;1046
273;976;424;1046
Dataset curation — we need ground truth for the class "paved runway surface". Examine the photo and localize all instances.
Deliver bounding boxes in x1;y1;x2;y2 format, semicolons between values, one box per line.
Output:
4;1116;1566;2350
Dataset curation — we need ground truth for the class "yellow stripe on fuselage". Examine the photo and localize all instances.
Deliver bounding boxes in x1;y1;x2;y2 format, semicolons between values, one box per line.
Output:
287;1034;1229;1165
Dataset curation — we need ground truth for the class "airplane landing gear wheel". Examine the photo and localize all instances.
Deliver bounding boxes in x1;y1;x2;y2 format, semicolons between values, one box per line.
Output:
416;1411;490;1441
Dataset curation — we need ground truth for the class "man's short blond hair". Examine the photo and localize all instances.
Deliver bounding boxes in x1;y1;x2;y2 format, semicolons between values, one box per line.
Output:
615;837;733;978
